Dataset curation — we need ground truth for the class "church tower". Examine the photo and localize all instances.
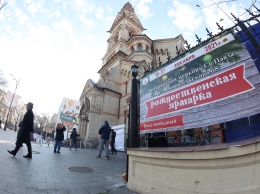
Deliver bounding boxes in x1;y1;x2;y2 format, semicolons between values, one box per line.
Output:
78;2;185;143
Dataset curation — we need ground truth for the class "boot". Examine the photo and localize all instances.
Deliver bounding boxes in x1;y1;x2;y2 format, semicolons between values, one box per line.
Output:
7;150;16;156
23;153;32;159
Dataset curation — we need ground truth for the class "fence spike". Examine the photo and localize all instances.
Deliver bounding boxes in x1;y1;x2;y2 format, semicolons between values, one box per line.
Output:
185;40;191;50
253;5;260;13
246;8;260;22
231;12;239;21
246;8;256;17
206;28;213;38
195;34;202;44
216;22;224;32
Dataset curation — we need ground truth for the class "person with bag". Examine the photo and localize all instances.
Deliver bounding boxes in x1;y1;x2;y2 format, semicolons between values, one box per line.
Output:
96;120;112;160
69;128;80;151
7;102;34;159
53;123;66;153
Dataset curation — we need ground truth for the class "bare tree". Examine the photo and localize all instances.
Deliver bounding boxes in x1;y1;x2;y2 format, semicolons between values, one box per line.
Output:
0;91;8;120
34;113;51;133
0;70;8;122
0;70;7;88
12;104;26;131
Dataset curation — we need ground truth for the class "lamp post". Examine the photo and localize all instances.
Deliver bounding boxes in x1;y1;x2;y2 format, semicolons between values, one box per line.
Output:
81;112;86;120
129;64;139;148
3;74;20;131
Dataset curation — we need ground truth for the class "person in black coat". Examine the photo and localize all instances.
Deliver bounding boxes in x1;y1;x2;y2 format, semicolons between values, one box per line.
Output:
8;102;34;159
54;123;66;153
110;129;117;154
96;120;112;159
69;128;80;151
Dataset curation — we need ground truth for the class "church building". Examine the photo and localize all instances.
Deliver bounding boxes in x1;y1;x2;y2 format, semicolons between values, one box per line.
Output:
78;2;185;143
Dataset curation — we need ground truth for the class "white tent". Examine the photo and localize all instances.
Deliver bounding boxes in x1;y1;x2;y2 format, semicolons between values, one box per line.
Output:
111;124;125;151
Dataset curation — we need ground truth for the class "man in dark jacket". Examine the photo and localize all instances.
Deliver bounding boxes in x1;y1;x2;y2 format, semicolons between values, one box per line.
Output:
110;129;117;154
96;120;112;159
69;128;80;151
7;102;34;159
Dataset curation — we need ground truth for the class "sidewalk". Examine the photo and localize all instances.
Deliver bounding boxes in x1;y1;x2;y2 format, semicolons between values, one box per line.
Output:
0;129;138;194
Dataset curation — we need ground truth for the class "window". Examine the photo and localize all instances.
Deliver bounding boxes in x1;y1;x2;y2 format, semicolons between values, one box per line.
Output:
138;44;142;51
125;82;128;94
160;49;164;55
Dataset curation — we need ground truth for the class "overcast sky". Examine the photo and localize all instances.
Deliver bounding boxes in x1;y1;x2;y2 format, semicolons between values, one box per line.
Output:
0;0;256;116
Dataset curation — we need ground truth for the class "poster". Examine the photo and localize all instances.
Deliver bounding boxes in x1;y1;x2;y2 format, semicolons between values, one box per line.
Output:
56;97;81;134
140;32;260;134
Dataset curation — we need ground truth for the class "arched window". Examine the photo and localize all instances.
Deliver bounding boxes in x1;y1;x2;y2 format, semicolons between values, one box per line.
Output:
160;49;164;55
138;44;142;51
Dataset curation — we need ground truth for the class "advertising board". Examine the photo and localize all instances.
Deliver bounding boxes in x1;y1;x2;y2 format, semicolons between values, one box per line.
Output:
140;31;260;134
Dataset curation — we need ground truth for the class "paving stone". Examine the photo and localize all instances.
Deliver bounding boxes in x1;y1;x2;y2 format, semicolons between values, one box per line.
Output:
5;184;27;194
0;182;8;190
0;190;11;194
86;186;108;194
0;130;138;194
18;180;37;189
26;188;48;194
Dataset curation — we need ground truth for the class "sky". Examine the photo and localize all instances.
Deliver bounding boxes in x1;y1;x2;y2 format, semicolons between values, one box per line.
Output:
0;0;257;116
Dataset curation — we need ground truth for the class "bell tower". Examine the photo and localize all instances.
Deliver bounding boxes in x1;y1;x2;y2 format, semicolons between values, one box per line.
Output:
105;2;145;57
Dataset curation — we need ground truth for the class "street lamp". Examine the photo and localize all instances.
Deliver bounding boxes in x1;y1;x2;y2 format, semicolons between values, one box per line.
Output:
3;74;20;131
129;64;139;148
81;112;86;120
125;64;140;181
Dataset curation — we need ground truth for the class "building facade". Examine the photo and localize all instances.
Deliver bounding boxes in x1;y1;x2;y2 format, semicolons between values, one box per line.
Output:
78;2;185;143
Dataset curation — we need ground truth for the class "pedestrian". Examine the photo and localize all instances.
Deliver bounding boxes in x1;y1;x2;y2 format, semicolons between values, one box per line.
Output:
7;102;34;159
37;132;43;146
46;132;51;147
69;128;80;151
96;120;112;159
43;131;46;140
110;129;117;154
54;123;66;153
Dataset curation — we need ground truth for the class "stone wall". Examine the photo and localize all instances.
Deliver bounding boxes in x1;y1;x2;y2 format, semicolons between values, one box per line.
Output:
127;140;260;194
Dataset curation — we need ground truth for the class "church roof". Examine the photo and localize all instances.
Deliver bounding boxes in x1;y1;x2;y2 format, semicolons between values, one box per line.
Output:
108;2;144;33
120;2;135;13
